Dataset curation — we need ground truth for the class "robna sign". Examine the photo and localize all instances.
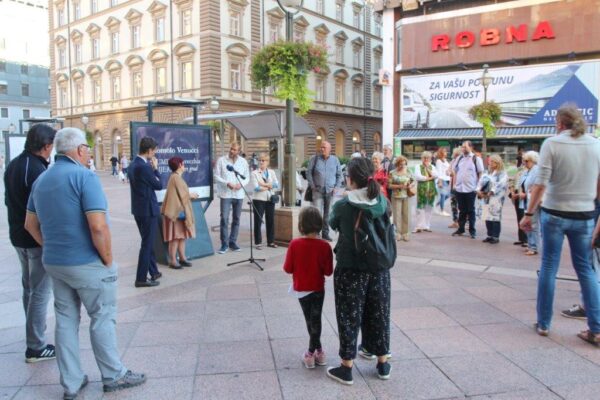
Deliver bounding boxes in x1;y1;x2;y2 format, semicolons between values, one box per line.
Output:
431;21;555;52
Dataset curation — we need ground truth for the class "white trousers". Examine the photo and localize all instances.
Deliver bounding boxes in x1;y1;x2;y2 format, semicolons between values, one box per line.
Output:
415;206;433;230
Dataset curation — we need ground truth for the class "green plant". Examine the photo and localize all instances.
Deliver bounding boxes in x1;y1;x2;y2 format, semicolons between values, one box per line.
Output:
338;156;350;166
84;129;94;148
469;101;502;138
251;41;328;115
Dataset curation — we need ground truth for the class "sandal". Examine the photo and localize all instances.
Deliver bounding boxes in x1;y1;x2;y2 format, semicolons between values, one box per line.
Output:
267;243;278;248
577;330;600;346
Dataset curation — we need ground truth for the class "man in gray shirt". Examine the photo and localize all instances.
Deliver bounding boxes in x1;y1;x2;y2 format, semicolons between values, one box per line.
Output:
306;141;342;241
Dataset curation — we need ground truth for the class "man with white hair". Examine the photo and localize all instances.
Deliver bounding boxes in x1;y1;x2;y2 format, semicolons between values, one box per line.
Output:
25;128;146;399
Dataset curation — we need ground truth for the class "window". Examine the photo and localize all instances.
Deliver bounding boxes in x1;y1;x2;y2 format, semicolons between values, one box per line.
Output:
269;23;280;43
22;109;30;119
75;82;83;105
335;80;345;105
230;11;241;36
110;0;118;7
353;48;361;69
353;84;362;107
21;65;28;75
0;108;8;118
230;62;241;91
353;10;361;29
181;61;192;90
316;0;324;14
374;53;381;72
21;83;29;96
0;61;5;72
59;86;68;107
181;9;192;36
396;24;403;65
315;78;325;102
111;75;120;100
132;71;142;97
374;14;382;36
90;0;98;14
58;48;66;68
131;25;141;48
57;8;65;26
73;2;81;20
91;38;100;59
155;66;166;94
335;2;343;22
293;28;305;43
373;87;381;110
335;43;344;64
74;43;82;64
93;79;101;102
0;84;7;95
155;17;165;42
316;35;326;47
111;32;119;54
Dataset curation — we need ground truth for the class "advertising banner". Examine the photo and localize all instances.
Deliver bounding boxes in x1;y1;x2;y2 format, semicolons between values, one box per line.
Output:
401;61;600;129
130;122;213;202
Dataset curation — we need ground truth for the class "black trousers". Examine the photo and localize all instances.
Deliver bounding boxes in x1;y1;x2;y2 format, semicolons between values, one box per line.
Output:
514;202;528;243
252;199;275;245
451;192;459;222
334;268;390;360
485;220;501;239
298;291;325;353
134;215;160;282
456;191;477;235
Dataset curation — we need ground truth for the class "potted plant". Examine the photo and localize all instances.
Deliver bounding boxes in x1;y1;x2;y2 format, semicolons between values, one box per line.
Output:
251;41;328;115
469;101;502;138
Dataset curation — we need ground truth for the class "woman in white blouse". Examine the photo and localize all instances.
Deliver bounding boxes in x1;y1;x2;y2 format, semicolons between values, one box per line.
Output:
251;153;279;249
413;151;439;232
435;148;451;216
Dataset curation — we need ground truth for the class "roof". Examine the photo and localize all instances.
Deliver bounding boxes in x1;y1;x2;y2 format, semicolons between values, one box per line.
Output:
396;125;598;140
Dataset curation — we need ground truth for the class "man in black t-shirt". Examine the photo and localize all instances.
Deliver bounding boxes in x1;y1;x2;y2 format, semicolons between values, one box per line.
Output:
110;155;119;175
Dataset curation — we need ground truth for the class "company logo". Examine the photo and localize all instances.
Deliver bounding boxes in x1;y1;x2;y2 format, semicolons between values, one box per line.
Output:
431;21;555;52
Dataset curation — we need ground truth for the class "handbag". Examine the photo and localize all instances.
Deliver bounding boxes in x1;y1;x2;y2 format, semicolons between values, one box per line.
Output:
177;211;186;220
304;186;313;202
270;194;280;204
407;185;416;197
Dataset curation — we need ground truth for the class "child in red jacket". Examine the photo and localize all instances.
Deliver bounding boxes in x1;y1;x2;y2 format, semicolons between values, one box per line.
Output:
283;206;334;369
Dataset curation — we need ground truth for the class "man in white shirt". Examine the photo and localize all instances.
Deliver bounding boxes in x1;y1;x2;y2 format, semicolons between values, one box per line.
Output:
214;142;250;254
451;141;484;239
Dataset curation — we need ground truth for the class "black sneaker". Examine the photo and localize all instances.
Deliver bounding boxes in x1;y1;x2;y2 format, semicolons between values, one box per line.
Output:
482;237;492;243
470;233;476;239
451;230;465;237
103;370;147;392
377;361;392;380
326;365;353;385
25;344;56;363
561;304;586;320
63;375;88;400
229;243;241;252
358;345;376;360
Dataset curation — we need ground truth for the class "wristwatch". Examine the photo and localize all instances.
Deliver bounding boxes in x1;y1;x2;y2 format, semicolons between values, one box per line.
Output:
524;212;534;217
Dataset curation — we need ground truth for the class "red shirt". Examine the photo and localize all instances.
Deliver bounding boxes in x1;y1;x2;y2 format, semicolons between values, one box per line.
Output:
283;237;333;292
374;168;388;198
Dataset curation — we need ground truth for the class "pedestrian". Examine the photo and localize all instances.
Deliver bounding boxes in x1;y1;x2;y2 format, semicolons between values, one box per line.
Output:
24;127;146;399
451;141;484;238
4;124;56;363
478;155;508;244
283;206;333;369
120;154;129;182
435;147;451;216
327;157;392;385
388;155;413;241
382;145;394;198
306;141;342;241
372;152;388;199
128;137;162;287
160;157;198;269
520;151;540;255
213;142;250;254
88;155;96;172
508;159;528;247
413;151;438;233
251;153;279;249
520;105;600;345
448;147;461;229
110;155;118;176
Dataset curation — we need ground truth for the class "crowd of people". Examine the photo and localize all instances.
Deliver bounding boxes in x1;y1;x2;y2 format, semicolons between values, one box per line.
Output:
3;105;600;398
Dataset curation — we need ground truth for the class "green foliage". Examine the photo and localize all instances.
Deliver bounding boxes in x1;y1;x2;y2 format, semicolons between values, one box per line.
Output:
251;41;328;115
338;156;350;166
85;129;94;148
469;101;502;138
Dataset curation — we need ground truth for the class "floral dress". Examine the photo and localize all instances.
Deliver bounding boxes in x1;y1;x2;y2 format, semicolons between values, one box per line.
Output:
389;169;412;199
477;170;508;221
416;164;437;209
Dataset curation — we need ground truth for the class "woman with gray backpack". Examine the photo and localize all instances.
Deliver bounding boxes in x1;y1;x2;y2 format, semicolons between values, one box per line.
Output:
327;157;395;385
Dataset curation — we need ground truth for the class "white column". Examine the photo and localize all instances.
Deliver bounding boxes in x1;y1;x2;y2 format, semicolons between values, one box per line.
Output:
381;8;396;147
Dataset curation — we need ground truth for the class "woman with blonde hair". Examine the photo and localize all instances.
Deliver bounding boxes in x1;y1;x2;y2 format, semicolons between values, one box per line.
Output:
161;157;199;268
435;147;451;216
388;155;413;241
520;151;540;255
251;153;279;249
477;155;508;244
413;151;438;232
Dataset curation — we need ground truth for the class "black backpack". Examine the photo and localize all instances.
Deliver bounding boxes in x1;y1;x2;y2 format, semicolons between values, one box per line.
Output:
353;207;397;271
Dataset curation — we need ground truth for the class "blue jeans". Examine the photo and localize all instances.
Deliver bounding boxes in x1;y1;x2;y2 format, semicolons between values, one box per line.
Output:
220;198;243;247
527;211;541;252
537;211;600;333
437;181;450;211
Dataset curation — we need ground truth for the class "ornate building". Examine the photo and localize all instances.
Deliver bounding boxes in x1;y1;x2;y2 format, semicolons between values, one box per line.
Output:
49;0;383;169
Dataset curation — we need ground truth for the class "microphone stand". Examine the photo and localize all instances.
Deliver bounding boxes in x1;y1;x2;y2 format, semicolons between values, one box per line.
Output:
227;171;265;271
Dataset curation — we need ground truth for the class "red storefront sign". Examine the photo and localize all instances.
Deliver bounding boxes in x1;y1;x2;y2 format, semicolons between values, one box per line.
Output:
432;21;555;52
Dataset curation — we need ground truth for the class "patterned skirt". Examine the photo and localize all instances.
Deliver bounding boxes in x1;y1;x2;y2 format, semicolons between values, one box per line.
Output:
162;217;193;242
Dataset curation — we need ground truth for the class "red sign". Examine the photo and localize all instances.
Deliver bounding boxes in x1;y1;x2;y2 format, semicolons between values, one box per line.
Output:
432;21;555;52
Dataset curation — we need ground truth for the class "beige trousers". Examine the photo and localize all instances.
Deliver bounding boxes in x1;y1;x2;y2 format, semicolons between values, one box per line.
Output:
392;197;410;236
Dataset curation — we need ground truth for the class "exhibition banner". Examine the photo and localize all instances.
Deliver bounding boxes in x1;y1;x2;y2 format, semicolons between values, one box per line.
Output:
401;61;600;129
130;122;213;202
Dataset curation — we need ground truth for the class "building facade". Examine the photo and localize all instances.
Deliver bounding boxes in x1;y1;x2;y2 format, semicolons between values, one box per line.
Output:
378;0;600;160
48;0;383;170
0;0;52;159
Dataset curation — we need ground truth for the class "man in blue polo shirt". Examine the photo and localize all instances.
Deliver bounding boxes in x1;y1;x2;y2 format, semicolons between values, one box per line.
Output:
24;128;146;399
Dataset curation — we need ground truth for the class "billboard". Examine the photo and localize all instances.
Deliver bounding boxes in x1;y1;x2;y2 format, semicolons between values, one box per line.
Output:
400;61;600;129
130;122;213;202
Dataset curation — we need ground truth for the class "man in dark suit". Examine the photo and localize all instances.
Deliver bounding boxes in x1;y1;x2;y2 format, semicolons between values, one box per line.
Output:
128;137;162;287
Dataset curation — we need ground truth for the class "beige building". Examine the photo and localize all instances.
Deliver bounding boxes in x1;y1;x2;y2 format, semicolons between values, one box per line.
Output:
49;0;383;169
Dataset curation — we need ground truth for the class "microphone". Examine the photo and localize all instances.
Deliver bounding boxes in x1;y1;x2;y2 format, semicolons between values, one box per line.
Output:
226;164;246;180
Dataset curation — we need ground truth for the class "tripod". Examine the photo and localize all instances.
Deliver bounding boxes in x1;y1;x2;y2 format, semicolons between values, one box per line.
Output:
227;172;265;271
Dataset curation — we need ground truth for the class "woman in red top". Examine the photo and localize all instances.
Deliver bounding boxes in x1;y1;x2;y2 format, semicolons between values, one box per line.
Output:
283;206;333;369
372;152;388;199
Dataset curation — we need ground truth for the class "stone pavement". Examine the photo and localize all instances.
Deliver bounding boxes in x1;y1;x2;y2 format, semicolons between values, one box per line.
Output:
1;172;600;399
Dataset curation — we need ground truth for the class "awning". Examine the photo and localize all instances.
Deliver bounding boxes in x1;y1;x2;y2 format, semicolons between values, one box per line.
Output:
182;109;315;140
396;125;597;140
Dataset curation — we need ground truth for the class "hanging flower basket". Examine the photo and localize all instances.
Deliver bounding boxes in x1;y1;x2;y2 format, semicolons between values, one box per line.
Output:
251;41;328;115
469;101;502;138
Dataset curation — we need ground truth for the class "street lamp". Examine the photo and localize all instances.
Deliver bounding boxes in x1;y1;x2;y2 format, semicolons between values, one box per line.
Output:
478;64;493;158
276;0;303;207
81;114;89;132
208;96;224;156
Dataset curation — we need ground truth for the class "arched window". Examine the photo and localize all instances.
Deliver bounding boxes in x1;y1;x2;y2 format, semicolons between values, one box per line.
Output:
335;129;345;157
373;132;382;152
352;130;361;152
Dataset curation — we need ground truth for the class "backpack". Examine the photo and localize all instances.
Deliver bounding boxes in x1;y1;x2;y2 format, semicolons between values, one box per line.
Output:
353;206;397;271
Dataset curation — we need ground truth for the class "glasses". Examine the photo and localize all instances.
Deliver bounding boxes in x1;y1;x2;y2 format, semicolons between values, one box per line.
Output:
259;159;268;162
79;144;91;150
